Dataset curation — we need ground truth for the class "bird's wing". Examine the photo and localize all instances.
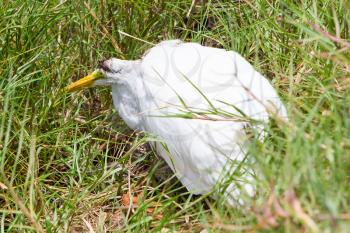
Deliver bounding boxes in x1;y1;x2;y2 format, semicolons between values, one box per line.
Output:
138;40;286;195
140;40;287;123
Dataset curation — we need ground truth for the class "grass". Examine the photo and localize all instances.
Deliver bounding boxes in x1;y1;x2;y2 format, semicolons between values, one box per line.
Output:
1;0;350;232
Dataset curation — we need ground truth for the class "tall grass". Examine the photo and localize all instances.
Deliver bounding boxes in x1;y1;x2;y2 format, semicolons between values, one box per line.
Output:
0;0;349;232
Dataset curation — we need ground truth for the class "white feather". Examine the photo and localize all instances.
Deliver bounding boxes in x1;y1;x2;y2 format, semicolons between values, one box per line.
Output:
104;40;287;205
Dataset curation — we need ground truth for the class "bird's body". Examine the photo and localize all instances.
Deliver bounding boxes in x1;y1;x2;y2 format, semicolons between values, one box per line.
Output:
67;40;287;205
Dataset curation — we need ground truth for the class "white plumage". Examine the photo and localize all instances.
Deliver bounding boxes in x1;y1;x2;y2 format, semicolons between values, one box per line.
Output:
67;40;287;205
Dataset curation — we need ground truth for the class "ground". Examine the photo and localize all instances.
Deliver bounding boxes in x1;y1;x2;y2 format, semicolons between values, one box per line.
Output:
1;0;350;232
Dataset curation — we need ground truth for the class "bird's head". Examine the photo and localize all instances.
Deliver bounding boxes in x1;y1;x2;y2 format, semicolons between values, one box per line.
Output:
65;58;137;92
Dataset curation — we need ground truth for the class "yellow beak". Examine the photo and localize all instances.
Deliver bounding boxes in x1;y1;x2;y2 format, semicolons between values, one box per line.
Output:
65;71;103;92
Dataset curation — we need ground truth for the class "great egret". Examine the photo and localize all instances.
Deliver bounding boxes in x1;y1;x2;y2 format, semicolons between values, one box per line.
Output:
66;40;287;205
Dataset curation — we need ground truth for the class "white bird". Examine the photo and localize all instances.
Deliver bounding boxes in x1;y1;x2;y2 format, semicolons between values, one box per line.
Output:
66;40;287;205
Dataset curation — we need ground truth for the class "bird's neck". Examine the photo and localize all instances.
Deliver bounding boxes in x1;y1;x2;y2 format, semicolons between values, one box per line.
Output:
111;64;145;131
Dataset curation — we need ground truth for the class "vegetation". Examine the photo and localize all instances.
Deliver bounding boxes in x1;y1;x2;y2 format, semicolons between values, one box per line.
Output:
1;0;349;232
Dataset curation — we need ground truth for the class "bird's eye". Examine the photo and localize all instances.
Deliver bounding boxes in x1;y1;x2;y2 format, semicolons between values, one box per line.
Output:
98;60;112;72
98;60;122;74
